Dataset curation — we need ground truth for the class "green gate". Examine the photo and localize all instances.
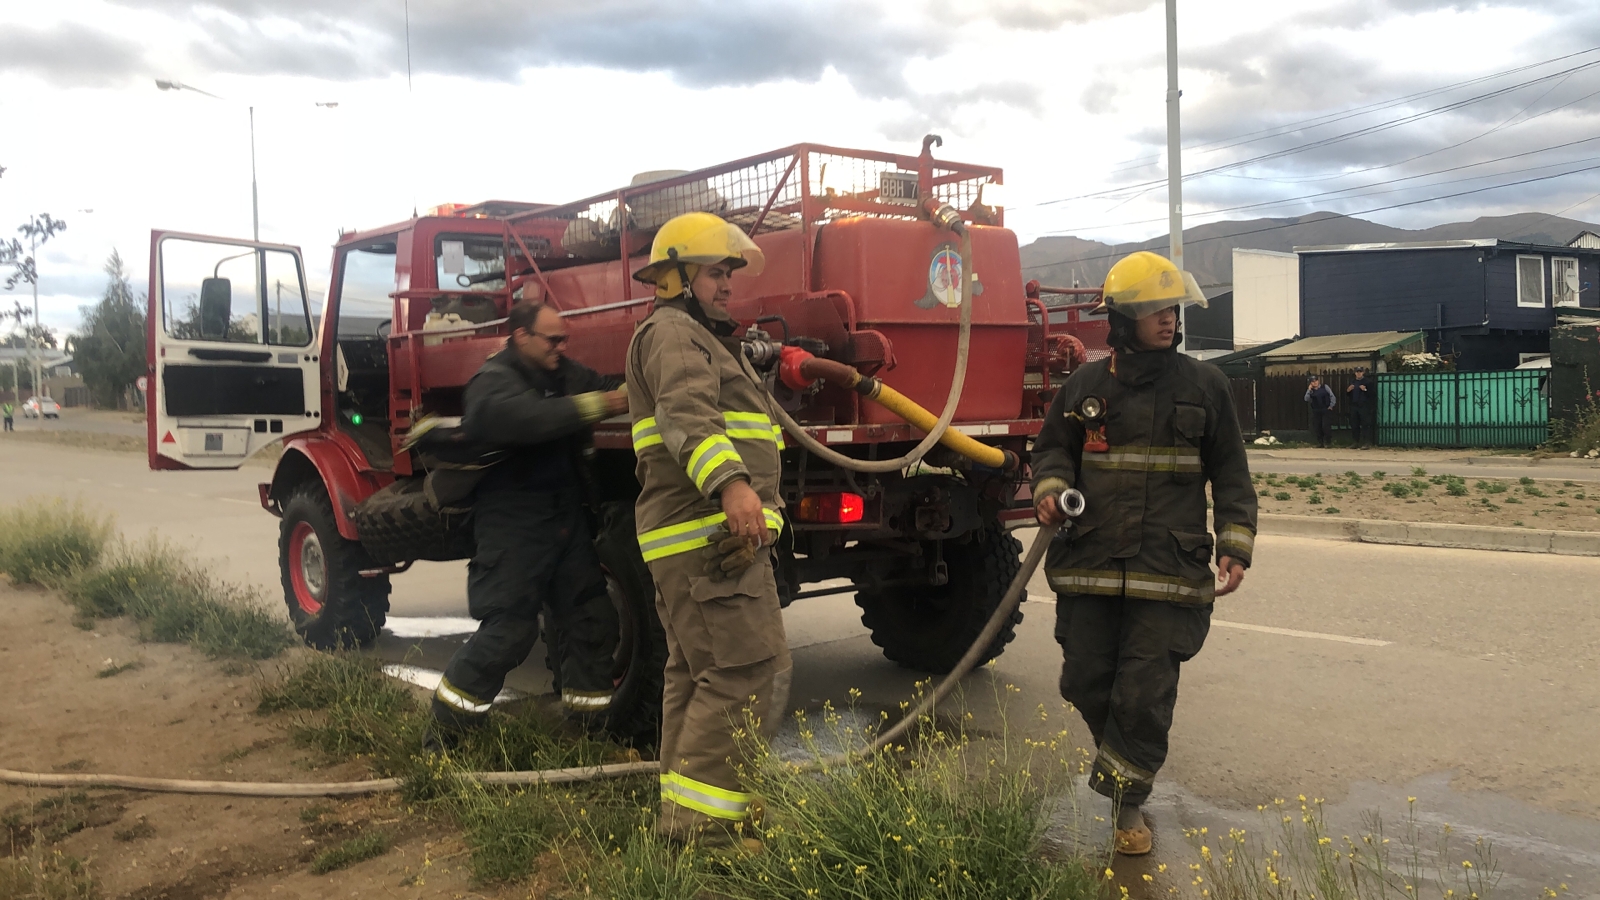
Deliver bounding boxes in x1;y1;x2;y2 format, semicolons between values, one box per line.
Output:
1376;371;1548;448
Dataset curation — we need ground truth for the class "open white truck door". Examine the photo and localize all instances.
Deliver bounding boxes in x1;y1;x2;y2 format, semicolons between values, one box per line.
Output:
147;230;324;470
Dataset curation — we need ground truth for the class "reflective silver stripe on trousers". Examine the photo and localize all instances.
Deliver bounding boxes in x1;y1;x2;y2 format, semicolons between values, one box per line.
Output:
434;678;492;715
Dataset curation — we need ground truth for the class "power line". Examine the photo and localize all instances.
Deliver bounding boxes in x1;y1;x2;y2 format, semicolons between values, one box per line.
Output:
1103;46;1600;173
1022;161;1600;273
1041;140;1600;234
1032;55;1600;208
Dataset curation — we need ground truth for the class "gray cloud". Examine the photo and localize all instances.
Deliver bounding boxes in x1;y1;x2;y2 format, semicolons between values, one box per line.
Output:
0;22;147;87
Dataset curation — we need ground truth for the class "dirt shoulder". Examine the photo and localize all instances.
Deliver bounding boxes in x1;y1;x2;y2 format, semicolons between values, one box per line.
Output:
1249;468;1600;531
0;582;507;900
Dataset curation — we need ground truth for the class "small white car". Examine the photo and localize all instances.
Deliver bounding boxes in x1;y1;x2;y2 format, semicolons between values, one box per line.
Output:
21;397;61;419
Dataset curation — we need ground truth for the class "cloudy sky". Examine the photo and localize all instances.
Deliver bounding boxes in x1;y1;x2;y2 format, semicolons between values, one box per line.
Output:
2;0;1598;335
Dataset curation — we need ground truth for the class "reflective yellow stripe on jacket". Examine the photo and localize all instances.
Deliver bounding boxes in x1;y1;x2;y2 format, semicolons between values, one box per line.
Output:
632;417;663;451
1082;446;1202;473
1046;567;1215;604
660;771;753;821
687;435;742;491
631;412;784;456
637;508;785;562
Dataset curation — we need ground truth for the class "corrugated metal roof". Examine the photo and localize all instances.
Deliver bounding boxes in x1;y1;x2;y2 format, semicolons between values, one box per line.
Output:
1293;239;1497;253
1262;331;1424;358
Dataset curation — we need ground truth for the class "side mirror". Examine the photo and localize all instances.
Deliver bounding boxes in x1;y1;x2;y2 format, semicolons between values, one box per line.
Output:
199;277;231;339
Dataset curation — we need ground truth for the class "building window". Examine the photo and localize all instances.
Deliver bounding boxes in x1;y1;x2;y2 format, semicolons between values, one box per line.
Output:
1516;255;1545;308
1553;257;1580;307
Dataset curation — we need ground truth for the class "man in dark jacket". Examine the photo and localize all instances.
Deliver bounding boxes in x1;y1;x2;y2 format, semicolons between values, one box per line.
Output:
1305;374;1336;448
1345;366;1376;448
426;301;629;746
1033;251;1257;857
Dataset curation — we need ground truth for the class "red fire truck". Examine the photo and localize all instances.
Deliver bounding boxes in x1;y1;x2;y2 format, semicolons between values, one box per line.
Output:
145;139;1091;736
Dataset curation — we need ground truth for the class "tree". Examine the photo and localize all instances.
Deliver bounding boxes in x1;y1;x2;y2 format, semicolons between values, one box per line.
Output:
69;249;147;409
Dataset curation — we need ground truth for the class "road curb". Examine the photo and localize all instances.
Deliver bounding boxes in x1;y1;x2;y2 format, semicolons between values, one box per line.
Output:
1258;514;1600;556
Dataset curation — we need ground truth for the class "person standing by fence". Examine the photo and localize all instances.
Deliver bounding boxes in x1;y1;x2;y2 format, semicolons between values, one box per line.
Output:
1345;366;1376;449
1305;374;1336;448
1;400;12;432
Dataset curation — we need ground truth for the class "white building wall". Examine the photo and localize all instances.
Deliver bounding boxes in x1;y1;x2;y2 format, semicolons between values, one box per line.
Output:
1233;248;1300;347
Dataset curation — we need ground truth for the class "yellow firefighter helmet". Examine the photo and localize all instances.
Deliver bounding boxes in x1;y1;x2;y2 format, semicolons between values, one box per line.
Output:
631;212;766;298
1096;250;1208;319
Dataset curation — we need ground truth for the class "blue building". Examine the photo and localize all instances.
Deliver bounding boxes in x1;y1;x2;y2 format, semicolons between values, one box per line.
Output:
1296;237;1600;370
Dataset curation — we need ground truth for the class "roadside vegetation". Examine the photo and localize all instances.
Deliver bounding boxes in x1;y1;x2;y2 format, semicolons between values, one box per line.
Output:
1252;470;1598;529
0;498;293;662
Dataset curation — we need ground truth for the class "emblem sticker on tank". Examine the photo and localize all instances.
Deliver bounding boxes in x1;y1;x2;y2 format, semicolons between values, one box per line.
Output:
917;243;982;309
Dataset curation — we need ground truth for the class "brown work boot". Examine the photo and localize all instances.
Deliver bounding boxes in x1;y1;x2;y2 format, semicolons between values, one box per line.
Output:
1115;823;1153;856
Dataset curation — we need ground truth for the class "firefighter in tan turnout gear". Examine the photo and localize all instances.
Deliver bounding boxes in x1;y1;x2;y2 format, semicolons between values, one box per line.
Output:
1032;251;1258;857
626;212;791;848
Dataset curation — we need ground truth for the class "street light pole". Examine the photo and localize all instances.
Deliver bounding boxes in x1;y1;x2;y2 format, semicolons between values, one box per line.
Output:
1165;0;1186;351
155;81;333;243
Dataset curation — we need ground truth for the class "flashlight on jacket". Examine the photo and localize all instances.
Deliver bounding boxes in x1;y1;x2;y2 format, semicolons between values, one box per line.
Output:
1052;488;1087;519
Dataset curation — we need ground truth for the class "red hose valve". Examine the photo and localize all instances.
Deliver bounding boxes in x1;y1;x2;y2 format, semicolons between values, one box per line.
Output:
779;345;817;391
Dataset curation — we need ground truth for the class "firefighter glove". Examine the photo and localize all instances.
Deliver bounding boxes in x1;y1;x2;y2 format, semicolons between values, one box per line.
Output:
705;531;760;580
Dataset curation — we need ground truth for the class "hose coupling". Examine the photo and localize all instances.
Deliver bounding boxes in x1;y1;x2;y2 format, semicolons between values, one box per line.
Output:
1054;488;1087;518
921;197;967;236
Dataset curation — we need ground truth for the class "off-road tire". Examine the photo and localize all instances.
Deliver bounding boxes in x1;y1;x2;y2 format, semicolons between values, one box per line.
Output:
279;482;391;650
352;477;474;565
591;502;668;745
854;521;1024;673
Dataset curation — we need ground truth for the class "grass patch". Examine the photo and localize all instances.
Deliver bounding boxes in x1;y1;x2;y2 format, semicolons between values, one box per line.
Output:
0;846;99;899
0;499;113;586
1476;480;1508;494
1273;491;1292;501
1189;796;1501;900
310;830;392;874
95;660;141;679
62;538;292;661
1324;507;1341;515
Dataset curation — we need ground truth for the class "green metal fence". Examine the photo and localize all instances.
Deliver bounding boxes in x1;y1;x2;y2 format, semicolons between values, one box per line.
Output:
1376;371;1548;448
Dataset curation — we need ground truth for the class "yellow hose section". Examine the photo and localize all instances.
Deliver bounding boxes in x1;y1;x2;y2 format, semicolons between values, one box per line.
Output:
871;382;1007;469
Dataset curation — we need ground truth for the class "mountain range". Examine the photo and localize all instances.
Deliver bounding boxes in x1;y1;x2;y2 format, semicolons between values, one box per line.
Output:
1017;211;1600;290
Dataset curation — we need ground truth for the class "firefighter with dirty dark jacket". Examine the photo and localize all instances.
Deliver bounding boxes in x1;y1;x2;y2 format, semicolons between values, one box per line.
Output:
626;212;790;851
1031;250;1258;857
424;300;628;749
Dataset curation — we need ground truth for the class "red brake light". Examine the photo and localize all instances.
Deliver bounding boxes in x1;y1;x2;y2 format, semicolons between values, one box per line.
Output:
795;492;865;524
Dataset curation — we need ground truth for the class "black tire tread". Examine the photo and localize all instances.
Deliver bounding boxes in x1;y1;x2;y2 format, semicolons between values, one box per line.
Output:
854;522;1024;673
279;482;392;650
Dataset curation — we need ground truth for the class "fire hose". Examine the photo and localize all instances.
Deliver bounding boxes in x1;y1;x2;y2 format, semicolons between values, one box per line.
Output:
0;205;1076;797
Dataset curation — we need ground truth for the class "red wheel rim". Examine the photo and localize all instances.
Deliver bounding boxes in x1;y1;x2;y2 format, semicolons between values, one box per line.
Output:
288;521;326;615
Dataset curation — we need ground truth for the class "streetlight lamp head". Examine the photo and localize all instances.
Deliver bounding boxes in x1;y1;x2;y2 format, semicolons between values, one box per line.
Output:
315;101;339;108
155;78;178;91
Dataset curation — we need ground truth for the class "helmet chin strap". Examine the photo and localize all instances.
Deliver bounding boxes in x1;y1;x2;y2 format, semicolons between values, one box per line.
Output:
667;249;733;336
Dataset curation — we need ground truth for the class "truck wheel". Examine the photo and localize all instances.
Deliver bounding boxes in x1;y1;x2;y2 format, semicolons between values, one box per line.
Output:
592;502;667;745
279;482;391;650
854;522;1024;673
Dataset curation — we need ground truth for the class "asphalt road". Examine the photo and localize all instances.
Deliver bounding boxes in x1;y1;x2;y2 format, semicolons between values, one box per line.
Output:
6;407;149;438
1248;452;1600;484
1;438;1595;898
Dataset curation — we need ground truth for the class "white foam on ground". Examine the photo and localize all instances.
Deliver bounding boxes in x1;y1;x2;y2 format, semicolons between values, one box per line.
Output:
384;616;481;638
381;664;523;703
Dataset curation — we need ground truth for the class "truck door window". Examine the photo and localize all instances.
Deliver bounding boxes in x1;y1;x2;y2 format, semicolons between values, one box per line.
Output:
338;241;397;337
161;238;305;344
262;249;314;346
436;236;506;292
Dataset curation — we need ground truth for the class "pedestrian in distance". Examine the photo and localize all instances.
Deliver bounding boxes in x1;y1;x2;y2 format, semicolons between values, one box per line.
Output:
1305;374;1336;448
1;400;12;432
423;301;629;751
627;212;789;853
1033;251;1259;857
1345;366;1376;449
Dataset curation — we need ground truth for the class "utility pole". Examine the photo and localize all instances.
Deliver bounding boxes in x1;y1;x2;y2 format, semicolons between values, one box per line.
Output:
1166;0;1186;352
249;106;260;242
29;228;41;401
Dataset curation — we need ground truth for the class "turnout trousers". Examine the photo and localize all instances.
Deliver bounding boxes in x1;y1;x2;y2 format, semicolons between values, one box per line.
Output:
647;545;792;841
431;488;620;728
1055;590;1211;806
1350;405;1377;448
